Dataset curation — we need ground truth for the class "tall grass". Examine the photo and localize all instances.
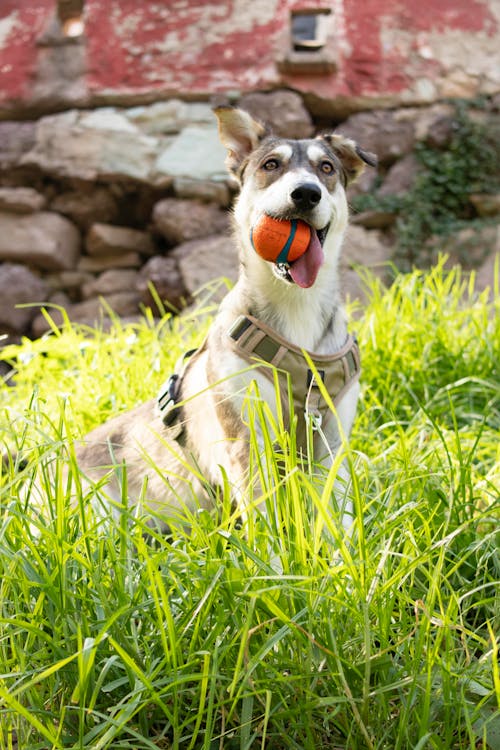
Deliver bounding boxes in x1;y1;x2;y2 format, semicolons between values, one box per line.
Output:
0;264;498;749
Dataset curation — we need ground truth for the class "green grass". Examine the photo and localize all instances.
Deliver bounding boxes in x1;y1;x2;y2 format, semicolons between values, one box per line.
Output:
0;264;499;749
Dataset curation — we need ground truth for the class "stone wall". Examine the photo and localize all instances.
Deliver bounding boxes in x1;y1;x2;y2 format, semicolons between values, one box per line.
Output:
0;90;498;344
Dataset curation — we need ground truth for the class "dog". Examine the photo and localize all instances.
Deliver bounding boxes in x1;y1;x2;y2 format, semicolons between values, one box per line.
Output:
59;107;376;532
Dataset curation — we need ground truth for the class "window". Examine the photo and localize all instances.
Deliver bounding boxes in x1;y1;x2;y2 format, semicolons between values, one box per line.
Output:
57;0;85;38
278;9;337;75
291;11;330;51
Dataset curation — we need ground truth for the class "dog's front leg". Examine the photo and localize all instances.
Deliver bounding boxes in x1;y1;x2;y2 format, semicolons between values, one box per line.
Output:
312;386;360;535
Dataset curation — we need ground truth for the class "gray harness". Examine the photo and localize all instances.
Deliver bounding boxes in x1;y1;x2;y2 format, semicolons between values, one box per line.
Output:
158;315;361;450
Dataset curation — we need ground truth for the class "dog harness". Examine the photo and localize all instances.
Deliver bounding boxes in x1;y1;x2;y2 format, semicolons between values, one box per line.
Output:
158;314;360;451
227;315;360;449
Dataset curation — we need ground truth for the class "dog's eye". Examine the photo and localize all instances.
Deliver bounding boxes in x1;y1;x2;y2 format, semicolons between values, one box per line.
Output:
262;158;279;171
320;161;335;174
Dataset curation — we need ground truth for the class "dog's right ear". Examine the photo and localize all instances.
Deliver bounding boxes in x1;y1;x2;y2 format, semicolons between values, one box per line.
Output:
213;106;267;176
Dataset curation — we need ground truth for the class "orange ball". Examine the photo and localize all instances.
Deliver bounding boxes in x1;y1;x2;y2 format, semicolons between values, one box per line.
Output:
251;216;311;263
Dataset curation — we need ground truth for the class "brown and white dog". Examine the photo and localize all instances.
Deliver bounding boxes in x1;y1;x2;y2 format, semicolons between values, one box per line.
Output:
62;107;376;531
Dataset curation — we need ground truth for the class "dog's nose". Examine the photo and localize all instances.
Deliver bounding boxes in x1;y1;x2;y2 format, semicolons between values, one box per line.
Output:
291;183;322;210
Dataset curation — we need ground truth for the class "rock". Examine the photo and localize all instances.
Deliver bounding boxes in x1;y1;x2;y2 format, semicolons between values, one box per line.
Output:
173;177;231;207
378;154;419;197
31;292;141;336
172;234;239;299
86;223;156;257
346;166;378;200
436;225;499;269
351;210;397;229
77;252;142;272
126;100;215;135
72;291;141;319
0;263;49;335
341;267;372;307
470;194;500;218
136;256;187;313
21;109;159;182
47;290;72;309
154;124;228;182
475;250;499;298
394;104;455;143
341;226;394;305
45;270;93;301
238;90;314;138
31;309;66;338
0;122;36;170
50;187;119;229
5;103;231;189
339;110;415;166
0;187;46;214
153;198;229;246
342;225;394;273
82;269;140;299
0;211;81;271
424;115;456;149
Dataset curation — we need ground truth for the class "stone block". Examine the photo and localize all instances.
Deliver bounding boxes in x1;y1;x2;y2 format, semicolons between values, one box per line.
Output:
86;223;156;257
154;125;228;182
173;178;231;207
77;252;142;272
72;292;141;319
0;263;49;335
0;122;36;170
352;210;397;230
0;211;81;271
153;198;229;246
343;225;394;271
45;270;94;299
378;154;419;197
340;110;416;166
475;250;499;299
21;109;159;182
0;187;46;214
82;269;140;299
136;256;187;313
50;187;119;229
126;100;215;135
30;292;141;336
239;90;314;138
172;234;239;298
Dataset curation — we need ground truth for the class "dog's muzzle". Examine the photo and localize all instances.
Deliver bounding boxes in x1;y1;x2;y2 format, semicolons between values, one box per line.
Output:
274;222;330;285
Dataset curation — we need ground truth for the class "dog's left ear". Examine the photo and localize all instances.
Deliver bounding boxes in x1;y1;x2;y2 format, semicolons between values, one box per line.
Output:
318;134;378;186
214;106;267;176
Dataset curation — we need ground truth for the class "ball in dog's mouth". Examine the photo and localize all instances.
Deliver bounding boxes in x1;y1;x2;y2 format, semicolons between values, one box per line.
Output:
275;222;330;288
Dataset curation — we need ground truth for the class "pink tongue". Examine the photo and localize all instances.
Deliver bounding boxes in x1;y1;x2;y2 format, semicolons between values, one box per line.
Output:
288;228;324;288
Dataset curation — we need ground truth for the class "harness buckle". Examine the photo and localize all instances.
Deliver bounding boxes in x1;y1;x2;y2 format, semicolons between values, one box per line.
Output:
305;409;323;431
158;373;181;426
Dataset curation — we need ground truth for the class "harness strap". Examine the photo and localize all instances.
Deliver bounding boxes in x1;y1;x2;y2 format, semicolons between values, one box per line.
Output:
228;314;361;443
157;347;198;439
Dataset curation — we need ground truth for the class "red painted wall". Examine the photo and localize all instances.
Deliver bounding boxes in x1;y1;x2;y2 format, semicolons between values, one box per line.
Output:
0;0;498;115
0;0;55;103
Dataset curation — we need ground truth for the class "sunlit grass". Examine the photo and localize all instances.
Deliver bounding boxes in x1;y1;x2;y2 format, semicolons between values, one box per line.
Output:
0;263;498;749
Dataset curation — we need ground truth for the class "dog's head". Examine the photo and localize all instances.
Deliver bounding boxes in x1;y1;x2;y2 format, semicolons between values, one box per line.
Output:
214;106;376;289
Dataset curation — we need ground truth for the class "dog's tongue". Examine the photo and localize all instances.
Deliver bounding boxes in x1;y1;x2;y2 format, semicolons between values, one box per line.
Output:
288;228;324;288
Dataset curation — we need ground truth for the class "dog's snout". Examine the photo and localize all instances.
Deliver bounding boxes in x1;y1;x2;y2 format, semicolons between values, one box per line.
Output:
291;183;322;210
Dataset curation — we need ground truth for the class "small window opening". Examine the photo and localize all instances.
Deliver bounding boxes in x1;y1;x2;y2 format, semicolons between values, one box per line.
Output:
291;9;330;52
278;8;336;74
58;0;85;38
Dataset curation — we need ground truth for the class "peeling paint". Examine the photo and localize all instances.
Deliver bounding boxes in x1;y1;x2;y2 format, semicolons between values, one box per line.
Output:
0;0;498;115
